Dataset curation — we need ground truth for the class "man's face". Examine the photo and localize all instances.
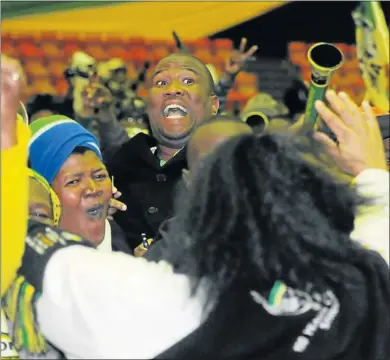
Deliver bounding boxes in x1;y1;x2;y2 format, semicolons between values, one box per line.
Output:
147;55;219;149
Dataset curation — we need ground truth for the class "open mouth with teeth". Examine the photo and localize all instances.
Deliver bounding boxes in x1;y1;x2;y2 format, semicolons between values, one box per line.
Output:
162;104;188;119
85;204;106;220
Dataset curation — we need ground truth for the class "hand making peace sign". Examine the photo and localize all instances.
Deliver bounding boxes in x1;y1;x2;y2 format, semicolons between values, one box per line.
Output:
225;37;258;76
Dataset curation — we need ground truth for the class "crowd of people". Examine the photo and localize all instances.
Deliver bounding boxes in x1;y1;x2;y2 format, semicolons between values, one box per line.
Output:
1;31;389;360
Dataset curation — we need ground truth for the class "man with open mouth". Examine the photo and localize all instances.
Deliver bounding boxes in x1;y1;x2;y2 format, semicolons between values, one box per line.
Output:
102;53;221;250
79;38;257;251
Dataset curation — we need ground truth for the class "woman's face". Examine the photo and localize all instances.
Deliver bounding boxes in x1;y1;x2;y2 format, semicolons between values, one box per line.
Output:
29;177;54;226
51;150;112;245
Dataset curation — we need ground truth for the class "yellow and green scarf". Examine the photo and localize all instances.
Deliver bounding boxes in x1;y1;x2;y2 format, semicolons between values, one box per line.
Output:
1;170;62;356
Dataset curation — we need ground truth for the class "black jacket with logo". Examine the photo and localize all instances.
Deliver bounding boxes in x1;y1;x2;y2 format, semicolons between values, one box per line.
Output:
155;250;389;360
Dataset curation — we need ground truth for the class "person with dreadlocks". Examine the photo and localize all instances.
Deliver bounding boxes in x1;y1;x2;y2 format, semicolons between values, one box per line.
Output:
13;91;389;359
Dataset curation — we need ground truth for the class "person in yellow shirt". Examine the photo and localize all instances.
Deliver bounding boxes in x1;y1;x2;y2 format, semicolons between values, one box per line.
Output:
1;54;29;297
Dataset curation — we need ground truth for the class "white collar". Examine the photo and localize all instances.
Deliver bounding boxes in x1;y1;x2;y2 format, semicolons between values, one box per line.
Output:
150;146;183;166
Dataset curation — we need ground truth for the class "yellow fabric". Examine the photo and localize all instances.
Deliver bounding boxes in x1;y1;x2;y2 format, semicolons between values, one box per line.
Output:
354;1;389;112
1;1;288;40
1;117;30;297
27;169;62;226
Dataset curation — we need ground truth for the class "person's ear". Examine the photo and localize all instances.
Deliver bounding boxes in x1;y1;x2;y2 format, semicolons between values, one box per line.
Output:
211;95;219;116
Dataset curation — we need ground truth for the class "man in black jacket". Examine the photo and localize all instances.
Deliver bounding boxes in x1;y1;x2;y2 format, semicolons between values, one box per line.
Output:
81;41;257;250
109;53;221;250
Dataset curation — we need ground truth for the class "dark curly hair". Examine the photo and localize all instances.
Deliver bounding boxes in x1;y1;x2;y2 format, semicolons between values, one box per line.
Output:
163;130;371;299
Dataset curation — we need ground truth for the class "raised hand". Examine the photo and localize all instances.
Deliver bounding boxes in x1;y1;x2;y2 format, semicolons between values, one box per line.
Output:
81;72;115;123
1;54;26;149
224;37;258;76
314;90;388;177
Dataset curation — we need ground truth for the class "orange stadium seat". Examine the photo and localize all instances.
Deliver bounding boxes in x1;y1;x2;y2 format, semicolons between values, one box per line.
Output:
289;51;307;67
146;39;174;50
128;47;149;65
344;70;364;86
63;43;83;58
127;37;146;46
40;32;60;41
343;55;360;70
30;78;57;94
47;60;68;79
54;78;69;95
24;60;48;78
19;42;44;58
107;46;132;61
213;38;233;51
1;33;13;41
288;42;307;55
188;38;212;52
333;43;350;57
42;42;64;59
85;44;108;61
104;35;130;46
149;45;171;62
192;49;214;65
236;72;258;86
1;41;19;57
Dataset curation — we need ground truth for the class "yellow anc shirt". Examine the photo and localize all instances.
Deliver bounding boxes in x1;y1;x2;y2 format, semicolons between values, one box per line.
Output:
1;117;30;297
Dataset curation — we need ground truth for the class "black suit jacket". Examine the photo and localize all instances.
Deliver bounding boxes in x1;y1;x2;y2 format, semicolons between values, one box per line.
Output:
107;133;186;250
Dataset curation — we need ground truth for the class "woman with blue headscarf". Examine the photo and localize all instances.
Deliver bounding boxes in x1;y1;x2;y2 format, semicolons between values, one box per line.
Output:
28;115;130;253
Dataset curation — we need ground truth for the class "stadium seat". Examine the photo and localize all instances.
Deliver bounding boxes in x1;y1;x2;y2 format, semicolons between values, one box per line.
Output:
31;77;57;95
235;72;258;86
192;49;214;65
47;60;68;79
107;46;132;61
128;47;150;66
127;37;147;46
188;38;212;52
213;38;233;51
85;44;108;61
1;33;13;41
289;51;308;67
1;41;18;57
149;45;171;62
19;42;44;58
54;78;69;95
42;42;64;59
288;42;307;55
24;60;48;78
64;43;83;58
40;32;60;41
